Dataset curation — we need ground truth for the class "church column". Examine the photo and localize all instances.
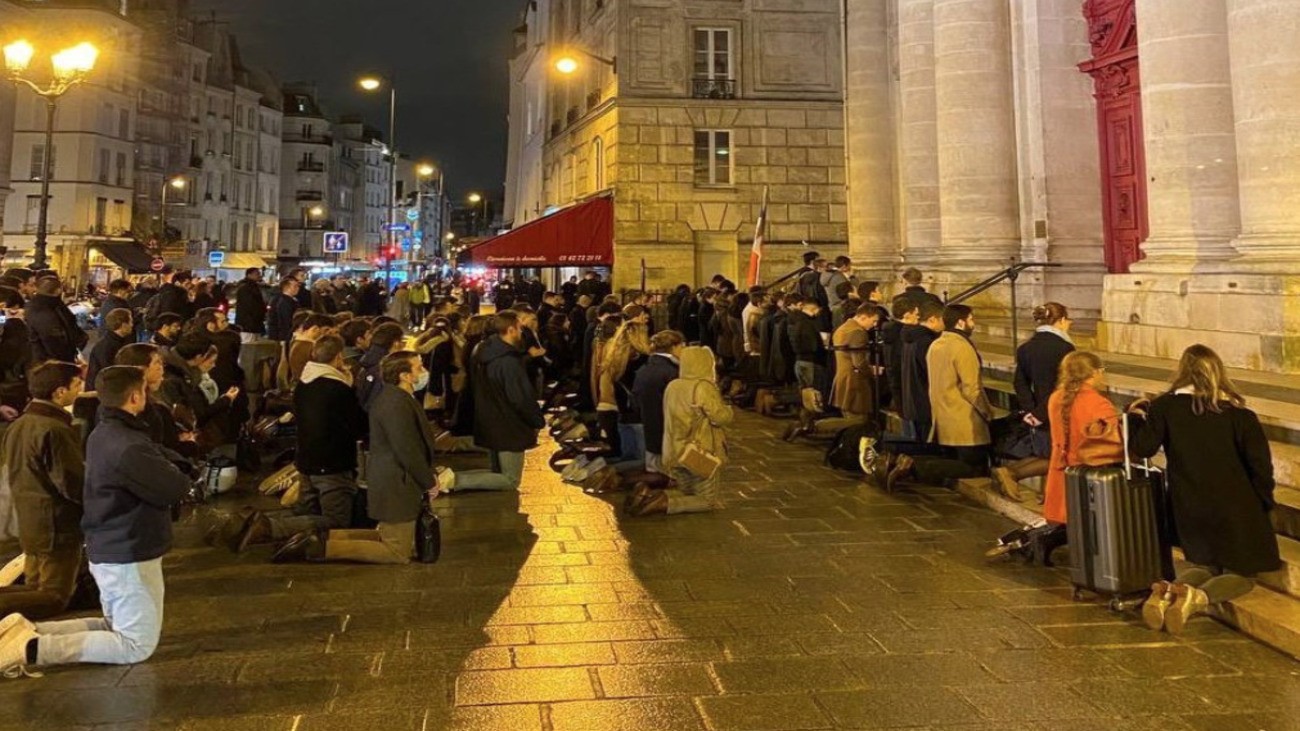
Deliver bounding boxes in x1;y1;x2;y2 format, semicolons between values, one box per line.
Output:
1226;0;1300;263
932;0;1020;265
897;0;941;264
1132;0;1239;268
843;0;898;273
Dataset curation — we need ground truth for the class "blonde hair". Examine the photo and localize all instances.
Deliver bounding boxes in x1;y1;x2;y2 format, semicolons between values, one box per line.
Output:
1168;344;1246;415
1057;351;1105;441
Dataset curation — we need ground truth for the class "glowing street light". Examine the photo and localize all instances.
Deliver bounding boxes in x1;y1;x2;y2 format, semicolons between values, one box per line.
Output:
358;76;382;92
5;38;100;269
552;47;616;75
158;176;188;251
555;56;579;75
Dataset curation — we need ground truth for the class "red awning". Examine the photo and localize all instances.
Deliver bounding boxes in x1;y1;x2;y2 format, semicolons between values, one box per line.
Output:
467;196;613;268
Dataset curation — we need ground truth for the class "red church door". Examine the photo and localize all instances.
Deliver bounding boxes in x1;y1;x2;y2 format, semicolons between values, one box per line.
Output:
1079;0;1149;274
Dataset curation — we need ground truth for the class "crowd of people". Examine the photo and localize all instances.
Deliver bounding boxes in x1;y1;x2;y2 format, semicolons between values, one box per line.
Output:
0;252;1284;680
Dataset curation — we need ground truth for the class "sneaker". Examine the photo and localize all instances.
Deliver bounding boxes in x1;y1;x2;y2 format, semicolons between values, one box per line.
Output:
0;555;24;588
624;482;653;513
0;626;38;679
435;466;457;493
1141;580;1175;631
886;454;915;493
991;467;1024;501
629;490;669;517
561;455;592;483
1164;583;1210;635
858;437;879;473
229;511;272;554
0;615;35;648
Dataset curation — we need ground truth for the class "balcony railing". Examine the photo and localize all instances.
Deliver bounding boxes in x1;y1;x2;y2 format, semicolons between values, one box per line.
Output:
297;161;325;172
550;120;562;139
295;190;324;202
566;107;579;125
692;78;736;100
586;90;601;110
284;133;333;145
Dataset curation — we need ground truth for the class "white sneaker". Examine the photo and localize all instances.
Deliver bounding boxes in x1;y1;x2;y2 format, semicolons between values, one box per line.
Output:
858;437;878;473
560;455;591;483
0;626;39;679
435;466;457;493
0;555;23;588
0;614;34;647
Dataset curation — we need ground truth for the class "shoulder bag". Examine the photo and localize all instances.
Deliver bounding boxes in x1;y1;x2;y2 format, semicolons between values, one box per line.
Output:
677;382;723;480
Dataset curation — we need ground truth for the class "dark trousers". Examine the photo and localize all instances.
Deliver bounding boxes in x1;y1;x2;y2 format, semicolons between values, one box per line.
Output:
269;472;357;539
912;445;991;485
0;542;82;619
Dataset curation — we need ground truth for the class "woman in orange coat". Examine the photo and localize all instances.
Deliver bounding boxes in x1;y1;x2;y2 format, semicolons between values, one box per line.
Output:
1043;351;1120;524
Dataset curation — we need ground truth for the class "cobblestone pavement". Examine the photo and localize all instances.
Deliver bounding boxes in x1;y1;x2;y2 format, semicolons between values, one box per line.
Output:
4;411;1299;730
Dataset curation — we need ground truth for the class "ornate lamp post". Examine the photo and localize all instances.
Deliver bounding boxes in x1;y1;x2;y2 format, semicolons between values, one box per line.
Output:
4;40;99;270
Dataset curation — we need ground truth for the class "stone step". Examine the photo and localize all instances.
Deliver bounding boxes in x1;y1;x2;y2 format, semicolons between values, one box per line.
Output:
1259;535;1300;600
1275;486;1300;542
953;475;1300;659
977;317;1099;351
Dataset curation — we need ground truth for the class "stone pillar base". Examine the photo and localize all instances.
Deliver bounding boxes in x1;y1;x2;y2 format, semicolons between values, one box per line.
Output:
1101;270;1300;373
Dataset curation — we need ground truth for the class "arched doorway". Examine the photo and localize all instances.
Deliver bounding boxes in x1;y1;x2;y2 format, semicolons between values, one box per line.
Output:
1078;0;1148;274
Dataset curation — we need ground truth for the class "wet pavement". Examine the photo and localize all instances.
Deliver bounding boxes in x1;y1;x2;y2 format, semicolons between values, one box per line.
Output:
3;411;1299;730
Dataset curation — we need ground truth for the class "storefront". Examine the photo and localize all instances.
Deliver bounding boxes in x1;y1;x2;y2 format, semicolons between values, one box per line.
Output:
465;195;613;291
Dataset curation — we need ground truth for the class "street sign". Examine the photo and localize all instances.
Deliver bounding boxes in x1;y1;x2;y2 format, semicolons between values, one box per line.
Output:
406;207;419;222
401;237;412;252
208;250;225;268
384;223;411;233
323;231;349;254
150;257;165;273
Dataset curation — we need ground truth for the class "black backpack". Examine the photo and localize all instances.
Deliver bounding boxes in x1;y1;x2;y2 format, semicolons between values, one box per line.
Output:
824;423;877;473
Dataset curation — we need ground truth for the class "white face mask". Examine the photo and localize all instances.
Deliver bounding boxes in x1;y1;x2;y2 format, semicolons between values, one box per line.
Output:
413;370;430;391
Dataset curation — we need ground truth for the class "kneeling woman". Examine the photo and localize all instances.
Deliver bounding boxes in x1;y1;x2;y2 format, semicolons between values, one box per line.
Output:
626;346;733;516
1132;345;1279;634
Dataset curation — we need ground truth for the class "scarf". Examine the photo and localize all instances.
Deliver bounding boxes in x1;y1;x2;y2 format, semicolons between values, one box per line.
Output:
1037;325;1074;346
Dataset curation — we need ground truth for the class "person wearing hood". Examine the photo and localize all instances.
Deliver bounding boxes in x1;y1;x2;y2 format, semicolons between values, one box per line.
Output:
226;335;369;552
627;345;733;516
356;322;407;411
470;312;545;489
25;277;87;364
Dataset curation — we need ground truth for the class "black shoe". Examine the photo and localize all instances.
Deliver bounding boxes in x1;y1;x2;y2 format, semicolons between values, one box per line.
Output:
271;531;325;563
230;511;272;554
624;482;653;513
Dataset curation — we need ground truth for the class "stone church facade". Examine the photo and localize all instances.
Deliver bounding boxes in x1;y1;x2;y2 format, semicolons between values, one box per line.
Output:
845;0;1300;372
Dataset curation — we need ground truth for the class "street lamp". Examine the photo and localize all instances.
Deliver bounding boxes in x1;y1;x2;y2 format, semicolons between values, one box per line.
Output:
357;74;398;284
468;193;489;236
300;205;325;257
158;176;187;254
5;39;99;270
553;47;617;75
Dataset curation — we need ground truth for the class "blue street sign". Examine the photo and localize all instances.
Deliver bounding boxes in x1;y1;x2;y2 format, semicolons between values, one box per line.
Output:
208;250;225;268
406;207;420;222
323;231;349;254
401;237;412;252
414;230;424;242
384;223;411;233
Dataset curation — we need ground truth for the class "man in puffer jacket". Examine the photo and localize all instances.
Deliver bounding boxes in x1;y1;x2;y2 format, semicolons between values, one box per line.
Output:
472;312;545;488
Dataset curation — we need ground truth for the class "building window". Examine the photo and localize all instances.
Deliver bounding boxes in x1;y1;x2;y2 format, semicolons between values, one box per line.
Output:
24;196;41;230
115;152;127;186
693;28;735;98
694;130;732;185
591;137;605;191
119;108;130;138
98;149;111;184
94;197;108;234
29;144;55;181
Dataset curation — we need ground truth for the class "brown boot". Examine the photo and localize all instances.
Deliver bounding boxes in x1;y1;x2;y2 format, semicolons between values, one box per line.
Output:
992;466;1024;501
630;490;669;517
886;454;915;494
624;482;652;512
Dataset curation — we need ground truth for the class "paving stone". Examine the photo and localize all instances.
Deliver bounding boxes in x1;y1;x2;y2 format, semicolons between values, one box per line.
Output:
712;655;860;693
512;642;616;668
818;687;978;727
550;699;707;731
596;663;717;697
454;667;596;705
842;651;998;686
697;693;832;731
1098;645;1241;678
953;682;1103;721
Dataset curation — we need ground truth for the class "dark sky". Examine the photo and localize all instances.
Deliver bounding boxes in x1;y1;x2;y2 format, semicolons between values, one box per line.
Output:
192;0;521;198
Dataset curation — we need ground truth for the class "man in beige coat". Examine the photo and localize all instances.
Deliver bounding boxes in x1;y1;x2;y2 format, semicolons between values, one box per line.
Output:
925;304;993;468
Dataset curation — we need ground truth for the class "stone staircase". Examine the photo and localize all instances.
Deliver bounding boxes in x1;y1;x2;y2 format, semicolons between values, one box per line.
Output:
967;340;1300;659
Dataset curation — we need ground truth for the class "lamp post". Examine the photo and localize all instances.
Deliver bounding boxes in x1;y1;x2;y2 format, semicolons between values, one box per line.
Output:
553;47;618;75
468;192;488;237
159;176;186;255
4;40;99;271
358;74;398;286
300;205;324;257
415;163;440;276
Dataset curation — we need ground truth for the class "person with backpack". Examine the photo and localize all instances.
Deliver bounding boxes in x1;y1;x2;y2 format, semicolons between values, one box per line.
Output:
0;366;193;677
0;362;85;620
1131;345;1280;634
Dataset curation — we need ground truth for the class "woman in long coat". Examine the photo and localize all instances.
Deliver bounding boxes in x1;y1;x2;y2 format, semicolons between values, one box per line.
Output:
1132;345;1279;634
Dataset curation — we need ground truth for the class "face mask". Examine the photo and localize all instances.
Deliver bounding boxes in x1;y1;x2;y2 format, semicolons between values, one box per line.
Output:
413;371;430;391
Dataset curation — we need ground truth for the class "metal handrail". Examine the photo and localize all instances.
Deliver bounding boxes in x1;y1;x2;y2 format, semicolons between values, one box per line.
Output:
944;259;1062;353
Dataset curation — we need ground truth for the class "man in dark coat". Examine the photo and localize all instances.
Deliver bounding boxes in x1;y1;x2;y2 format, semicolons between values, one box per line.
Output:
266;279;300;343
786;296;827;396
87;309;134;386
472;312;545;489
25;277;87;363
631;331;682;474
900;300;944;439
154;271;194;320
98;279;136;340
900;267;944;310
882;295;920;412
0;285;33;408
3;366;191;675
233;268;266;340
355;277;385;317
0;361;85;619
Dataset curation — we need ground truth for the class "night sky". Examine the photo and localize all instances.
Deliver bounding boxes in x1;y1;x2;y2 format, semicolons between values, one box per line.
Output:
192;0;521;198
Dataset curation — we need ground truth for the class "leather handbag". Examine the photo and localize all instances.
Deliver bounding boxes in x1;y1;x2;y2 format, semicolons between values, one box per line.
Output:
1073;415;1125;466
677;383;723;480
